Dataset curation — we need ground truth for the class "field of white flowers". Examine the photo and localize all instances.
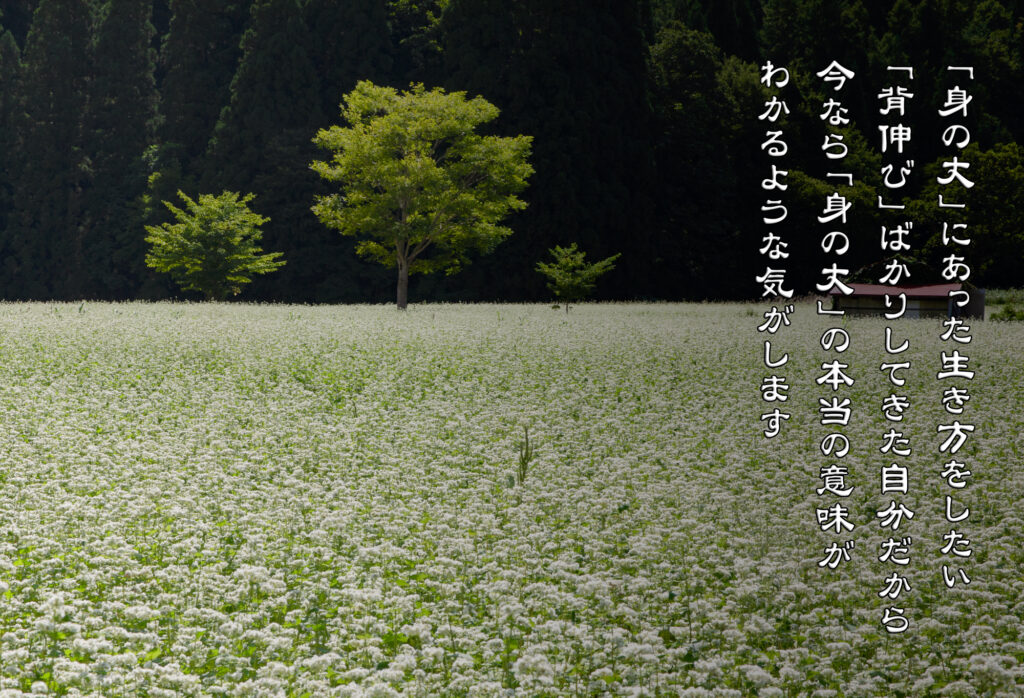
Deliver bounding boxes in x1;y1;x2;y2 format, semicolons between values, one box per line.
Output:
0;302;1019;697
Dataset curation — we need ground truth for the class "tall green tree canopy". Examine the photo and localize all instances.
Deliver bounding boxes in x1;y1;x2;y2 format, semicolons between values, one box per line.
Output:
84;0;159;298
8;0;93;299
311;80;533;309
158;0;250;179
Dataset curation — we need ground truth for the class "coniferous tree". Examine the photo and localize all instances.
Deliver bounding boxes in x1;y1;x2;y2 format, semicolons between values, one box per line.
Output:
143;1;250;297
0;1;38;48
305;0;391;119
151;0;172;50
203;0;325;301
0;0;1016;301
648;23;740;299
158;0;250;183
206;0;396;301
651;0;762;60
440;0;656;300
387;0;445;84
83;0;158;298
433;0;527;301
8;0;92;299
0;28;20;275
299;0;395;301
441;0;516;102
207;0;322;189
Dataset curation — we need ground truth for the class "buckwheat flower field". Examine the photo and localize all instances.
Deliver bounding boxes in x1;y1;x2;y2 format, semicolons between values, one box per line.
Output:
0;302;1020;697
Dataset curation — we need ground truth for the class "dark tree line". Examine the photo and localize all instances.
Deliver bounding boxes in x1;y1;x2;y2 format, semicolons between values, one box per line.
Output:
0;0;1020;302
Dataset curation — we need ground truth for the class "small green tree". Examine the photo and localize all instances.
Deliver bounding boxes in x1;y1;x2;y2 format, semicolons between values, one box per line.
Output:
145;190;285;300
536;243;620;311
311;80;533;309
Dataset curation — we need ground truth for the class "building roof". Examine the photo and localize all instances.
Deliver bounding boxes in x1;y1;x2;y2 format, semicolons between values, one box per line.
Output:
829;283;962;299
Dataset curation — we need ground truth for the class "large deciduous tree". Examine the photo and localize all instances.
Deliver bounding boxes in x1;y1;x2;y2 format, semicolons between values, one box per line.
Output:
310;81;533;309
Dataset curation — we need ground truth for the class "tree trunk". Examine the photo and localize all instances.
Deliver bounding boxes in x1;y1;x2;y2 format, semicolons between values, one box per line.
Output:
396;261;409;310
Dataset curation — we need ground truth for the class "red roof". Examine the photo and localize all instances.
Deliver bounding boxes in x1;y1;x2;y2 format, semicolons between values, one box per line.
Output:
829;283;961;298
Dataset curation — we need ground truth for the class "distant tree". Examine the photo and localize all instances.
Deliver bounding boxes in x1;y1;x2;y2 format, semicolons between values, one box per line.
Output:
536;243;620;312
159;0;249;179
8;0;92;299
0;1;39;48
301;0;395;303
648;22;737;300
205;0;393;303
909;142;1024;290
83;0;159;298
305;0;391;118
963;142;1024;287
387;0;444;83
205;0;322;191
145;190;285;300
310;80;533;309
438;0;655;301
0;28;20;264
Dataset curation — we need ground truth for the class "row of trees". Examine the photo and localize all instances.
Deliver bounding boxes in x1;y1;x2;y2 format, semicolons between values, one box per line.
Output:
146;82;620;309
0;0;653;303
0;0;1021;303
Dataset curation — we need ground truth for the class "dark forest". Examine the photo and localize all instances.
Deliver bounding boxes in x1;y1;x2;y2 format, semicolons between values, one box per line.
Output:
0;0;1020;303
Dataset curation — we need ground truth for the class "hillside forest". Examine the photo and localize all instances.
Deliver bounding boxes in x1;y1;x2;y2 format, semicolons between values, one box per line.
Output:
0;0;1020;303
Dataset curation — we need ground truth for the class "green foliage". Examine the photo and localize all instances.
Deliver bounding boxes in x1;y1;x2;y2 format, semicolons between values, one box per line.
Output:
159;0;250;176
84;0;159;298
990;304;1024;322
144;191;285;301
9;0;93;299
908;142;1024;288
206;0;323;183
957;143;1024;287
536;243;620;309
515;426;534;486
311;80;533;308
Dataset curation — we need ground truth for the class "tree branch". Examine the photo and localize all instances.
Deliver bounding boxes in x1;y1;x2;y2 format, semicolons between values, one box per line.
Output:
409;236;433;261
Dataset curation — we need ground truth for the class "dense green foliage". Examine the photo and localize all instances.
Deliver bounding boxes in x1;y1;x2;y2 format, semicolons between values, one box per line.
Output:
0;0;1020;301
145;190;284;300
990;303;1024;321
536;243;621;310
311;81;532;309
